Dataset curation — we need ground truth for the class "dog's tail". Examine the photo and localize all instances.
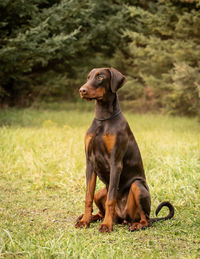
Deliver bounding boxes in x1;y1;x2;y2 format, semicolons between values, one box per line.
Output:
150;201;174;223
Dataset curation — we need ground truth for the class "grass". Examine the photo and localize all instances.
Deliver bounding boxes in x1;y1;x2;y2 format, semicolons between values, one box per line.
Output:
0;104;200;258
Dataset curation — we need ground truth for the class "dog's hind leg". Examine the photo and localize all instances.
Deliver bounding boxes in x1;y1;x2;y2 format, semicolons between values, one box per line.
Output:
125;180;151;231
90;187;107;222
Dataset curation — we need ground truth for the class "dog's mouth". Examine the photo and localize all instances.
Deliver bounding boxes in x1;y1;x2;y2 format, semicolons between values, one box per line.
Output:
83;97;94;101
80;95;103;101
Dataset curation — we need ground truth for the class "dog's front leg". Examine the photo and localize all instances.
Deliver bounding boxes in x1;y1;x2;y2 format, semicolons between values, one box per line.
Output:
75;163;96;229
99;162;122;233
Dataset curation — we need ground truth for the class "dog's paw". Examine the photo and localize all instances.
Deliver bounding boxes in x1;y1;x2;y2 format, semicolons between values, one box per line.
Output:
128;222;148;232
75;219;90;229
90;213;104;222
99;223;112;233
75;215;90;229
76;214;83;222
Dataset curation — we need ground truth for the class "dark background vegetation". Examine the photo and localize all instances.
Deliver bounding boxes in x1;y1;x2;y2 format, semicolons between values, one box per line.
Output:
0;0;200;117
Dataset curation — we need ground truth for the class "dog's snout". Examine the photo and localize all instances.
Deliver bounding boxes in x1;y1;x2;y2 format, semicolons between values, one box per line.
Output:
79;87;88;95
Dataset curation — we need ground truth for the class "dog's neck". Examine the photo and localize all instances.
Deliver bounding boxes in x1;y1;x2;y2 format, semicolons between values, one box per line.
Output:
95;93;120;120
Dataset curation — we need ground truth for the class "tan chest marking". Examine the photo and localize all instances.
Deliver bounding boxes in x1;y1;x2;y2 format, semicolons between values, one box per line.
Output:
85;134;93;152
102;134;116;153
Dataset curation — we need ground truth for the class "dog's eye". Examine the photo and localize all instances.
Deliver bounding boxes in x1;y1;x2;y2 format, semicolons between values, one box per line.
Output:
97;75;103;81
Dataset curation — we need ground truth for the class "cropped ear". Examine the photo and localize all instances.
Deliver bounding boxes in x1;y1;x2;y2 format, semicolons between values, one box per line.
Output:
109;67;126;93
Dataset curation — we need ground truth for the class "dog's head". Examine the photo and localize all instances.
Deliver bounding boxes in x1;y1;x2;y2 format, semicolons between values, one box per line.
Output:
79;68;126;101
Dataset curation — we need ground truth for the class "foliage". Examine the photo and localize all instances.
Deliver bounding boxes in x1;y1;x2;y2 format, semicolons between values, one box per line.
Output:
0;0;199;117
0;0;131;105
116;0;200;117
168;63;200;116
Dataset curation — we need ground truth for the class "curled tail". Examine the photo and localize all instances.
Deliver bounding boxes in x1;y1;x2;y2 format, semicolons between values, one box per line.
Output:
150;201;175;223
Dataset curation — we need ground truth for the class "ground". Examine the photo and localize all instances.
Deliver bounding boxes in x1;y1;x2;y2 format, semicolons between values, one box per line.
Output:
0;105;199;258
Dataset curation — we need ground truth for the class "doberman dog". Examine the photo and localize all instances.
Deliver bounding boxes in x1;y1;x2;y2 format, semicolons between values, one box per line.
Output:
75;67;174;233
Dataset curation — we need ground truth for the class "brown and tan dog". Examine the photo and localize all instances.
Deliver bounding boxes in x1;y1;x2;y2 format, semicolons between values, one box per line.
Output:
75;67;174;233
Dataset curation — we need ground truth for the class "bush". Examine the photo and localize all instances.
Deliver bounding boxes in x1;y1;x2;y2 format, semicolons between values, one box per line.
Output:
113;0;200;117
167;63;200;117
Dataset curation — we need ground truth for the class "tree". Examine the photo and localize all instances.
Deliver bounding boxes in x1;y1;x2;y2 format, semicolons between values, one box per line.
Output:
0;0;199;117
115;0;200;116
0;0;132;106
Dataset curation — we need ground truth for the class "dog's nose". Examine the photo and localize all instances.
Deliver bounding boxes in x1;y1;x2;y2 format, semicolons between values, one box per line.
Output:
79;87;88;95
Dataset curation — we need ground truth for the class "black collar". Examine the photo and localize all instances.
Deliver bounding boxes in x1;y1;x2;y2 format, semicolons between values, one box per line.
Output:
95;110;121;121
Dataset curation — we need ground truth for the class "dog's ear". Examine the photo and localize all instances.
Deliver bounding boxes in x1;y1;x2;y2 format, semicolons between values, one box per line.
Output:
109;67;126;93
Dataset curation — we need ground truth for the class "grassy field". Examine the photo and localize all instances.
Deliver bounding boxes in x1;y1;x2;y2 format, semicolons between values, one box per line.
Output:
0;105;199;258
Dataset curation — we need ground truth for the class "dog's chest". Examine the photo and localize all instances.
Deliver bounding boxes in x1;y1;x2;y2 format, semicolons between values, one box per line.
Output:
85;130;116;183
85;130;116;156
